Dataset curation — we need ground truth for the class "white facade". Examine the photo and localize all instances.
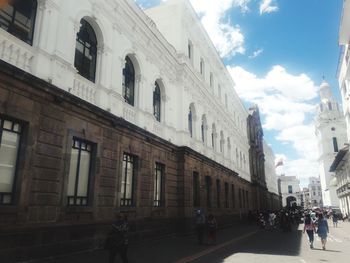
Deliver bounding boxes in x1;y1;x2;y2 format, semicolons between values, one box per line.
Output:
278;175;301;207
335;0;350;215
263;141;278;195
308;177;323;207
0;0;250;181
315;81;346;206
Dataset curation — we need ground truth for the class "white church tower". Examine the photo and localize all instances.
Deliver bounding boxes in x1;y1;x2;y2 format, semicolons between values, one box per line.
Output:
315;81;347;207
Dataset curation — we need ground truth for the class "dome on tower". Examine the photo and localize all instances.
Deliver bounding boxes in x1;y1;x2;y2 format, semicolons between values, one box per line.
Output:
319;80;332;102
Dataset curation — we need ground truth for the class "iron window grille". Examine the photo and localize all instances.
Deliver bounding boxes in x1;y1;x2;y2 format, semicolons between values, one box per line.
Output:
153;162;164;207
153;82;161;122
74;19;97;82
0;117;21;205
122;56;135;106
216;179;220;208
231;184;235;208
225;183;229;208
67;138;93;206
0;0;37;45
121;153;135;207
205;176;211;208
193;172;200;207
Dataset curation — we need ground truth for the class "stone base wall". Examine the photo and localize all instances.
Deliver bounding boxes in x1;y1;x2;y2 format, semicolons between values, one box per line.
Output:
0;61;262;261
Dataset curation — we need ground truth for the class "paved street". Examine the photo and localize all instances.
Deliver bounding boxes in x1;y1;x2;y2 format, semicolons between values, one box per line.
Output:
190;220;350;263
27;220;350;263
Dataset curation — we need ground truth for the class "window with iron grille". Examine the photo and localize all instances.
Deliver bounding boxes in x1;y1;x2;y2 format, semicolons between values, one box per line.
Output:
0;117;21;205
121;153;135;207
238;188;242;208
153;162;164;207
0;0;37;45
205;176;211;208
123;56;135;106
74;19;97;82
231;184;235;208
67;138;93;206
193;171;200;207
224;183;229;208
216;179;220;208
153;82;161;122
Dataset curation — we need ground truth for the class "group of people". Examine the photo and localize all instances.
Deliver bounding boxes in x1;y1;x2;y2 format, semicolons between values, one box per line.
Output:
248;209;302;231
195;209;218;245
303;211;329;250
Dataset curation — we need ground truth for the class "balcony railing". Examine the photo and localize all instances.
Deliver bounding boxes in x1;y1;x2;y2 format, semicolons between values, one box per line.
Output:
0;31;34;73
72;75;96;104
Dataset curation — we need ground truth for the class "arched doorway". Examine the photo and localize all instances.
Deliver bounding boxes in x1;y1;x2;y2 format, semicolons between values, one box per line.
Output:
286;196;297;208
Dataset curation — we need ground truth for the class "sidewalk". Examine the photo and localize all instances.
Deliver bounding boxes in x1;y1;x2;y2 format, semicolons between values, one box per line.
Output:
26;223;259;263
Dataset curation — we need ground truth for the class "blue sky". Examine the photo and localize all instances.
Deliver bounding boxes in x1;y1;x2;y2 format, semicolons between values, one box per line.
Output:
136;0;343;186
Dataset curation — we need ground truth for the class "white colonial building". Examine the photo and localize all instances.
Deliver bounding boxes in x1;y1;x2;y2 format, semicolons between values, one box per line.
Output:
278;175;301;207
0;0;250;180
332;0;350;216
315;81;346;207
307;176;323;208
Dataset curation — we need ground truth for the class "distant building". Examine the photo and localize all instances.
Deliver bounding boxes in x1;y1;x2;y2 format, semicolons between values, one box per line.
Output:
315;81;346;207
308;177;323;208
278;175;301;207
263;140;281;210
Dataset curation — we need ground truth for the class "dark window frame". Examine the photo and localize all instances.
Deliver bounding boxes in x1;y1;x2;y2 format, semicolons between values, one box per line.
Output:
123;56;135;106
0;0;37;45
224;182;229;208
216;179;220;208
193;171;200;207
333;137;339;152
205;176;211;208
67;137;94;206
120;153;136;207
231;184;235;208
188;108;193;137
153;162;164;207
0;116;23;206
288;185;293;194
153;82;161;122
74;19;98;82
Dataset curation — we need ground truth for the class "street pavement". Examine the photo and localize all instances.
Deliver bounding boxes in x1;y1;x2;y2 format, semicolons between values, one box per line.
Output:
26;220;350;263
190;220;350;263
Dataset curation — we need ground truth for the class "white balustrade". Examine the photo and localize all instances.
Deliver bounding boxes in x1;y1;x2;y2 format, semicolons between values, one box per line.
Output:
0;31;34;73
123;104;136;123
72;75;97;104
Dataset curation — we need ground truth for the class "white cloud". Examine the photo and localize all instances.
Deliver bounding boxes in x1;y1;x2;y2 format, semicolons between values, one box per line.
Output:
228;65;320;183
188;0;246;57
249;48;264;59
259;0;279;15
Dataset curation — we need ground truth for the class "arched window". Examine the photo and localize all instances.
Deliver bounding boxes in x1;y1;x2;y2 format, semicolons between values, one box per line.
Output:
220;131;224;154
0;0;37;45
74;19;97;82
123;56;135;106
188;107;193;137
201;115;207;144
153;82;161;122
211;124;216;150
200;58;204;75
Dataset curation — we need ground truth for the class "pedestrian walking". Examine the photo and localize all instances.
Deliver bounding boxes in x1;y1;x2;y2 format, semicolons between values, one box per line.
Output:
317;213;329;250
105;213;129;263
206;214;217;245
195;209;206;244
332;214;338;227
303;214;316;249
